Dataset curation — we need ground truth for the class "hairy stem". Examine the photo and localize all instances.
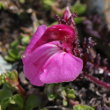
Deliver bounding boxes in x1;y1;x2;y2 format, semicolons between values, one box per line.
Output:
85;74;110;90
16;84;26;96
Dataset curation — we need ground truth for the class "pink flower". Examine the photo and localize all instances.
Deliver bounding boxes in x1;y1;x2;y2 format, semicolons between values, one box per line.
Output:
22;8;83;86
22;25;83;86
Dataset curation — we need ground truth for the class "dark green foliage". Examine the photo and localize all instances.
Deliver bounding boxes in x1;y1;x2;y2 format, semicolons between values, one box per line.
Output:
74;17;85;24
41;0;55;10
5;35;30;62
73;105;94;110
24;94;42;110
0;84;24;110
71;1;87;15
0;2;4;9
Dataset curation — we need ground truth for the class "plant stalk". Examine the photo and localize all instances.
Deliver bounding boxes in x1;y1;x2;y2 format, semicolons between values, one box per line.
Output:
85;73;110;90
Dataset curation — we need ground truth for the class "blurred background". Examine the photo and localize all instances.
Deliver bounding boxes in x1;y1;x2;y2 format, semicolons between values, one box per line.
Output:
0;0;110;110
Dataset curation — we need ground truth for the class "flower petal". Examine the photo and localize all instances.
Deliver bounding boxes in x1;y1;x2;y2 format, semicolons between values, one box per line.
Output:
23;41;61;86
40;52;83;84
24;25;47;56
38;24;76;44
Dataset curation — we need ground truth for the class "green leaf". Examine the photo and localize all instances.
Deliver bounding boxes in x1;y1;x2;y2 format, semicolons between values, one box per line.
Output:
11;41;19;48
73;105;95;110
63;99;68;106
5;37;26;62
71;1;87;15
21;35;30;45
0;71;18;86
42;0;55;10
45;84;57;101
5;55;16;62
5;48;21;62
25;94;42;110
19;0;25;4
74;17;85;24
4;33;29;62
8;50;19;59
0;84;12;103
10;94;24;109
48;94;56;101
61;89;67;98
40;108;48;110
1;94;24;110
66;88;76;99
0;83;24;110
0;2;5;9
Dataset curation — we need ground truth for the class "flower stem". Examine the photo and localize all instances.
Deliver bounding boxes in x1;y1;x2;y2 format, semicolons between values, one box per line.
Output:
16;84;26;96
85;74;110;90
